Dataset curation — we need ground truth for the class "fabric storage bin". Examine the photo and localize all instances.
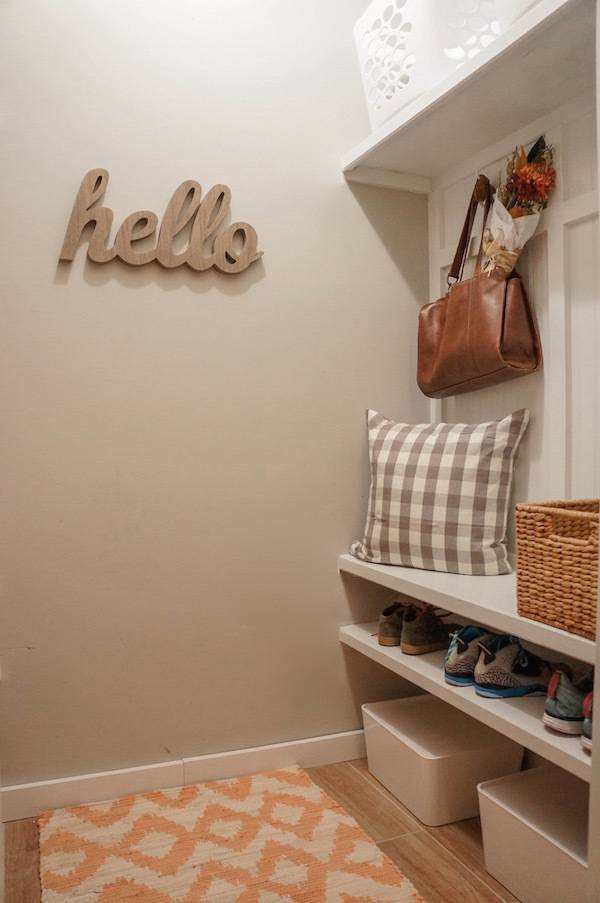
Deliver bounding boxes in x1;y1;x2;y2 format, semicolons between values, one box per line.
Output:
516;499;599;640
354;0;509;130
362;696;523;826
478;765;588;903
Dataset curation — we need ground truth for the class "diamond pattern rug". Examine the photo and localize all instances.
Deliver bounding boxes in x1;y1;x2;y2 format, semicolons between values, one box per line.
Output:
38;767;425;901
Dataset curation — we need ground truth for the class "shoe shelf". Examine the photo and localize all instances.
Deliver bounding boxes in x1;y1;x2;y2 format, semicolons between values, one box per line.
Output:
338;554;595;665
339;621;591;783
342;0;594;190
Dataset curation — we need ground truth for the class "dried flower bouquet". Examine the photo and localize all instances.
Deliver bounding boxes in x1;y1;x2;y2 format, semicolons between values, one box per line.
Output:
484;135;557;275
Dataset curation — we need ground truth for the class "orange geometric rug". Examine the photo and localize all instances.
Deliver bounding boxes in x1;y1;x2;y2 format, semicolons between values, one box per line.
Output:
38;767;425;901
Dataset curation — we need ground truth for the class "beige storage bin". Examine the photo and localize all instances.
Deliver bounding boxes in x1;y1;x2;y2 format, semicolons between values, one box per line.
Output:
478;765;588;903
362;696;523;826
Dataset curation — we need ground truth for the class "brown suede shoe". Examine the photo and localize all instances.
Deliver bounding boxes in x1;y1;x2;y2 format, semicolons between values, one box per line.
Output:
400;604;459;655
378;602;405;646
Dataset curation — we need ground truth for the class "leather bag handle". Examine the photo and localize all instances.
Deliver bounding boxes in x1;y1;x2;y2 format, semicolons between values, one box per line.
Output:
447;174;494;286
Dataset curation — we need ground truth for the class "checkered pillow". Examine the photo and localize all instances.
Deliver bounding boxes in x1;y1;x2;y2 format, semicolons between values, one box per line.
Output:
351;409;529;576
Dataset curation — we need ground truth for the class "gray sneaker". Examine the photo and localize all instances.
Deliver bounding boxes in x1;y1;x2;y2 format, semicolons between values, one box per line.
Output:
474;635;552;698
543;669;594;735
378;602;405;646
444;626;496;686
401;604;459;655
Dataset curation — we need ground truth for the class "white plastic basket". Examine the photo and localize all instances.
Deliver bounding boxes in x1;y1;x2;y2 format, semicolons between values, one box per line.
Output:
497;0;542;31
362;697;523;826
354;0;540;130
478;766;588;903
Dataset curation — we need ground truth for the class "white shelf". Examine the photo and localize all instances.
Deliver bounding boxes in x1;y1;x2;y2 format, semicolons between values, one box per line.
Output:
338;554;595;665
342;0;594;187
340;622;591;782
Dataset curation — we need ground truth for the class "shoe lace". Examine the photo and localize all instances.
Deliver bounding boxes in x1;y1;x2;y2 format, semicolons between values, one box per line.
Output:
517;649;530;668
447;629;462;650
514;641;552;673
445;629;463;661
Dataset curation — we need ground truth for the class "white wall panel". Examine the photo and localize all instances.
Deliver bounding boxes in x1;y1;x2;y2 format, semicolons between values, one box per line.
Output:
562;109;597;200
566;214;600;497
440;174;473;251
428;94;598;541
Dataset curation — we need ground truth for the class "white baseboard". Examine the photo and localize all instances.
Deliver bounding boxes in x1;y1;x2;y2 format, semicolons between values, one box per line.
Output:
182;729;365;785
2;759;183;824
1;729;365;822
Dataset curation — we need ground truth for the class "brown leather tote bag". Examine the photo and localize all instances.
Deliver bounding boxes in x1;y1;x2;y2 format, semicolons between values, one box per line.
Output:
417;174;542;399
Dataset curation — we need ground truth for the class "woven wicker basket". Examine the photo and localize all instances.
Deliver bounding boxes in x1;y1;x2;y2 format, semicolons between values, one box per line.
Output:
516;500;599;640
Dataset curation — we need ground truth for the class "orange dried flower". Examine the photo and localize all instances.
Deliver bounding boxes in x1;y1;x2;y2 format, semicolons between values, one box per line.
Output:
506;162;556;207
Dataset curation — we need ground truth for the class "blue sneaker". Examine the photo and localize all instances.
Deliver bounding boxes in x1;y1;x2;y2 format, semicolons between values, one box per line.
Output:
444;626;495;686
474;635;552;698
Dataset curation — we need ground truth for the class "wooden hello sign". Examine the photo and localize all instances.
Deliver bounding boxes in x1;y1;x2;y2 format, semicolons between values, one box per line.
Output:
59;169;262;274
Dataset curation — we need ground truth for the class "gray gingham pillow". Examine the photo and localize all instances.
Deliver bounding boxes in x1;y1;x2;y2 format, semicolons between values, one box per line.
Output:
351;409;529;576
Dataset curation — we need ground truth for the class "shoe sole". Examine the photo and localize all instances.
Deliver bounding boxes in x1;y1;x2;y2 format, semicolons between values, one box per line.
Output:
444;674;474;686
401;641;450;655
475;685;548;698
582;735;593;752
378;636;401;646
543;713;583;735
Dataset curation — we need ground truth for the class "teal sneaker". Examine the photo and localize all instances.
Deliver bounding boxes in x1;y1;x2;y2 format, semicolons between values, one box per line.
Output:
378;601;405;646
543;669;594;735
444;626;496;686
582;691;593;752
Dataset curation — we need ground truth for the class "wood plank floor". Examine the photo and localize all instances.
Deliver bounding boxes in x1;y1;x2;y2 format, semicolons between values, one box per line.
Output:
307;760;519;903
5;758;518;903
5;816;40;903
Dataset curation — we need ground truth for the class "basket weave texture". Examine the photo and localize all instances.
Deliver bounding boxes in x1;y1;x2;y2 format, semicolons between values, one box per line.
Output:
516;500;599;640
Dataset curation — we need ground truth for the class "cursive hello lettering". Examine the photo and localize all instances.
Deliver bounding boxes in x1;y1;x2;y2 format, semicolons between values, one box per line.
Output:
59;169;263;274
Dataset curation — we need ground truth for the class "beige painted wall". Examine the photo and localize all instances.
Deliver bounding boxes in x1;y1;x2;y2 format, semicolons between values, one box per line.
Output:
0;0;428;785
